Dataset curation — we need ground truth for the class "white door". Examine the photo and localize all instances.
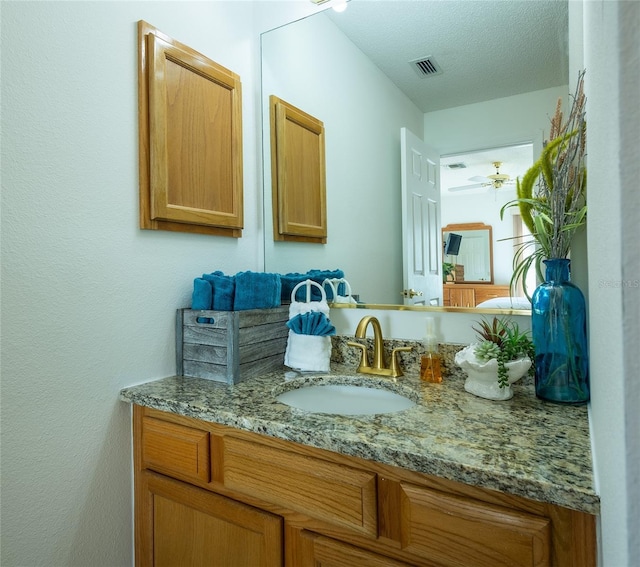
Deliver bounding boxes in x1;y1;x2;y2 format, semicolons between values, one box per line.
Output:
400;127;442;306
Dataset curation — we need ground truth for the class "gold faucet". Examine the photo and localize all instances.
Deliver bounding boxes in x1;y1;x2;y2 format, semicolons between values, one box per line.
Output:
347;316;412;377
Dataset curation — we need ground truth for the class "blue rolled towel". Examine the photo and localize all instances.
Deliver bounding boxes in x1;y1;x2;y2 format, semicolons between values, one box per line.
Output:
203;271;235;311
281;269;345;302
306;269;345;300
280;272;307;302
287;311;336;336
234;271;282;311
192;278;213;310
192;278;213;323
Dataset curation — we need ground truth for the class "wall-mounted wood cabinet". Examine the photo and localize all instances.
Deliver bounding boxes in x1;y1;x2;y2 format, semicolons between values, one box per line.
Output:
270;95;326;243
138;21;243;237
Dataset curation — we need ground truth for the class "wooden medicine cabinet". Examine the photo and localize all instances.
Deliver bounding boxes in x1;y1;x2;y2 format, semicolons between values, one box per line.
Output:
138;21;243;237
270;96;327;243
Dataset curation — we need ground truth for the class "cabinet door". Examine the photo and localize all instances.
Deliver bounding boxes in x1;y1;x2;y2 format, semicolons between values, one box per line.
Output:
139;21;243;237
379;479;550;567
288;528;410;567
270;96;327;243
449;288;475;307
137;472;282;567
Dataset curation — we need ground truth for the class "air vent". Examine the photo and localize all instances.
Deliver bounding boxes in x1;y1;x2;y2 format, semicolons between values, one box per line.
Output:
447;163;467;170
410;56;443;78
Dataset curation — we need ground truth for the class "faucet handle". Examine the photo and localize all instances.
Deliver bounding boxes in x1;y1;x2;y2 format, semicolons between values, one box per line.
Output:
389;346;412;377
347;341;370;370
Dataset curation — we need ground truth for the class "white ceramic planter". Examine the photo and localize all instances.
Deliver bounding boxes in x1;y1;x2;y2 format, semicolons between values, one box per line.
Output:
455;344;532;401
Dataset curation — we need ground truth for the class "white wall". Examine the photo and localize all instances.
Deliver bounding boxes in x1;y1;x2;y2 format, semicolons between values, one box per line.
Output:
331;307;531;345
1;2;261;565
584;1;640;565
261;11;424;304
423;86;568;159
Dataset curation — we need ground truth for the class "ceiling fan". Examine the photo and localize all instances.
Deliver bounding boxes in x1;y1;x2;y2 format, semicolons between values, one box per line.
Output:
448;162;515;192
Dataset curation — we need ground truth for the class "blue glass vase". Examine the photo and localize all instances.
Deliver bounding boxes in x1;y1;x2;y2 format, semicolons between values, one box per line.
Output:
531;259;589;403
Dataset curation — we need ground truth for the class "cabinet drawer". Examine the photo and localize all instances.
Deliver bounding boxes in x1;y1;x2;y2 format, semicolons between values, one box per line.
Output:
221;436;377;536
475;286;510;306
141;417;210;482
381;480;550;566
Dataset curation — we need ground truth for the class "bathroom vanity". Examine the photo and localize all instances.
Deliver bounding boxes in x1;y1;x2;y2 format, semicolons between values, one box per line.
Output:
121;366;598;566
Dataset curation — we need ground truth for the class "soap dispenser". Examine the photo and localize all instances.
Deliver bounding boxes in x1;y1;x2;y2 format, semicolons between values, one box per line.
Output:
420;317;442;383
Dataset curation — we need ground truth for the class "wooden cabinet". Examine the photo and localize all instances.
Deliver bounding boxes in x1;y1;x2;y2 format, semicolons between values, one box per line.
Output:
138;21;243;237
443;286;476;307
270;96;327;243
443;284;510;307
221;435;377;536
138;472;282;567
287;528;409;567
378;478;550;566
133;405;596;566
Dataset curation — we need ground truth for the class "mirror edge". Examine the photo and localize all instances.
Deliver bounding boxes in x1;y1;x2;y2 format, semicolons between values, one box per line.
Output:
329;302;531;316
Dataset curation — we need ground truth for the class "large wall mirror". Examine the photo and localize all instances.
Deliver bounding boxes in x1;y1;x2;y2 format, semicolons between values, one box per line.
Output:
261;0;570;313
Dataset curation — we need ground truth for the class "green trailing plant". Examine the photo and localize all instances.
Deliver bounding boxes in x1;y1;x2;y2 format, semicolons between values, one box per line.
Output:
473;317;535;389
442;262;455;283
500;70;587;298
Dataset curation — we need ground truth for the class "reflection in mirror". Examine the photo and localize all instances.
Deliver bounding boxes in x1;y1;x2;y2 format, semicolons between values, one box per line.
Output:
262;1;569;313
261;10;423;305
442;223;493;284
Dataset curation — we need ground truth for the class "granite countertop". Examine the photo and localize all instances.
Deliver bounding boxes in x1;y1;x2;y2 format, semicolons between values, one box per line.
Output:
120;365;599;515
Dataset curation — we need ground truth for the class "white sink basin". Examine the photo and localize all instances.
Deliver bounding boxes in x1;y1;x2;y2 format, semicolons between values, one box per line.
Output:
276;383;416;415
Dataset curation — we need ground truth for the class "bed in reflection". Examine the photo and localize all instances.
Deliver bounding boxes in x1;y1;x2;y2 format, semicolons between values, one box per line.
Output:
475;297;532;310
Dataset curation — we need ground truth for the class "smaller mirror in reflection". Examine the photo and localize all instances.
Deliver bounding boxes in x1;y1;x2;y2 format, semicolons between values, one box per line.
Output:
442;223;493;284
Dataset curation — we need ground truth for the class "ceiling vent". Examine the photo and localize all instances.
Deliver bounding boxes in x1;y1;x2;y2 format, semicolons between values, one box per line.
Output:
410;56;443;78
447;162;467;170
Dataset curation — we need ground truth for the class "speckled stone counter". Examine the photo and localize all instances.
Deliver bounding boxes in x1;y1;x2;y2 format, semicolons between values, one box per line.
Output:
120;358;599;516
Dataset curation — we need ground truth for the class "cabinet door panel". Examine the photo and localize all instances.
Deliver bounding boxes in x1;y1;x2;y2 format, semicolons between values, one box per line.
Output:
290;528;411;567
449;288;475;308
394;482;550;567
221;436;377;536
270;95;326;242
141;416;210;482
141;472;282;567
138;21;243;236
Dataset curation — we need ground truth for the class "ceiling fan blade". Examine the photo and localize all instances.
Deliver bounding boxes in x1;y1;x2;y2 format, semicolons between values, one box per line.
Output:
469;175;491;183
448;183;486;192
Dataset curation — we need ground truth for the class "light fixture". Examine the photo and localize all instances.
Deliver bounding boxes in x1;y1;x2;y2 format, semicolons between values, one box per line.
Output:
310;0;348;12
332;1;348;12
487;162;510;188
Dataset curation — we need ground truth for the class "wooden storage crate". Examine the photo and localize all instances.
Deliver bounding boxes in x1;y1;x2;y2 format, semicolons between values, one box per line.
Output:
176;306;289;383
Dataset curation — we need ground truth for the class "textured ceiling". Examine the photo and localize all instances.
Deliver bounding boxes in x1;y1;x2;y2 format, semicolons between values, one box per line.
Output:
326;0;569;113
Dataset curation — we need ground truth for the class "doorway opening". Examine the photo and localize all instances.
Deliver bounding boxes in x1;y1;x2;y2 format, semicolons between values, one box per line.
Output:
439;143;534;291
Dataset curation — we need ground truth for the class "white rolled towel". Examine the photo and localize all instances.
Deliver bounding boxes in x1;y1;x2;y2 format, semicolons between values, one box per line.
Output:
284;333;332;372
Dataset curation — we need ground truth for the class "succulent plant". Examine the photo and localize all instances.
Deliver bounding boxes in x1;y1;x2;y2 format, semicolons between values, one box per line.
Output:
472;317;535;388
474;341;501;362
